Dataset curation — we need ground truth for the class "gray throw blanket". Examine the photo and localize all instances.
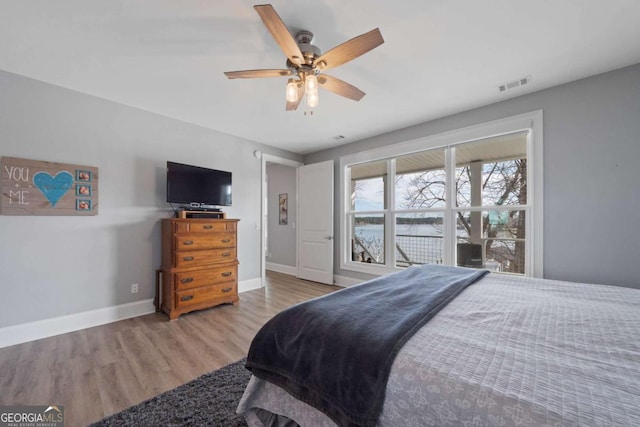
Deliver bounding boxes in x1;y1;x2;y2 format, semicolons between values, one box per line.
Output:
246;264;489;427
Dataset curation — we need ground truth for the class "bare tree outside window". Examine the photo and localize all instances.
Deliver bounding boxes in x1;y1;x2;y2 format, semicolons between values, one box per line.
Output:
400;159;526;273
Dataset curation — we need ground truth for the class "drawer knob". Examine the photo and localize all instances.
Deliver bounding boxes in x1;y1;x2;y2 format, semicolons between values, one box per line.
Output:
221;239;231;243
203;225;213;229
222;287;232;293
221;271;233;277
183;256;194;261
183;240;194;246
180;277;194;284
221;252;231;257
181;295;194;302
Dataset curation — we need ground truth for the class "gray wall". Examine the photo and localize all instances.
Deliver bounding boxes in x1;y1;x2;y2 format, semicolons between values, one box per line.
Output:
305;63;640;289
266;163;297;267
0;70;302;328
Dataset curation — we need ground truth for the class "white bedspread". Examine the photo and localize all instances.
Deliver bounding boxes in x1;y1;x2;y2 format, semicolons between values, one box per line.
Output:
238;273;640;426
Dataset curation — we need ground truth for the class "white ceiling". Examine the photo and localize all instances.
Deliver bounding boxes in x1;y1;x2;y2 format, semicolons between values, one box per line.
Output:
1;1;639;155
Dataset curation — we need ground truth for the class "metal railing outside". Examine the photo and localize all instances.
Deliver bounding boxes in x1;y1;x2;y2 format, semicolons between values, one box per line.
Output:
354;234;524;274
395;234;443;267
353;234;444;267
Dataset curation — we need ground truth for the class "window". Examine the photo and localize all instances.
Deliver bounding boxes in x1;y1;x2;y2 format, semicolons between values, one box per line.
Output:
350;160;387;264
394;149;446;268
340;111;543;277
453;134;528;274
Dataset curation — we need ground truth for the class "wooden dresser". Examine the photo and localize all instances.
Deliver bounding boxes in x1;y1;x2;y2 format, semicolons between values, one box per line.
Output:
158;218;239;320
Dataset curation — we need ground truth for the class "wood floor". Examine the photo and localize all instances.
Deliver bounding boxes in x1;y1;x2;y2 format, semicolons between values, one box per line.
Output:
0;271;337;427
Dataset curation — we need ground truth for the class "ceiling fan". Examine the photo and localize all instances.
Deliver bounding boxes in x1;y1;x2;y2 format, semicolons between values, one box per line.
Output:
224;4;384;112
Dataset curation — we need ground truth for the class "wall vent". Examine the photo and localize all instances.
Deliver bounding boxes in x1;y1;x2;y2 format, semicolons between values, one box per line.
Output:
498;75;531;92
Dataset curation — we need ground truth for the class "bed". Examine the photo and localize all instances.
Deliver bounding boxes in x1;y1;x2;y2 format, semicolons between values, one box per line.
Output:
237;265;640;426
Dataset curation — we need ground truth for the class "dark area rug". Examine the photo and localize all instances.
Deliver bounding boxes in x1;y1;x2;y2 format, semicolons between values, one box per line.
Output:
90;358;250;427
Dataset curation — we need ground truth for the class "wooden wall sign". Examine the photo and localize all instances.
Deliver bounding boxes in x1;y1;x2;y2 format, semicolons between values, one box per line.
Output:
1;157;99;216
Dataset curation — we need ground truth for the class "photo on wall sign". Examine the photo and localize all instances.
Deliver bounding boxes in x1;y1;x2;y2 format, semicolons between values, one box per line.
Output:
279;193;288;225
76;184;91;196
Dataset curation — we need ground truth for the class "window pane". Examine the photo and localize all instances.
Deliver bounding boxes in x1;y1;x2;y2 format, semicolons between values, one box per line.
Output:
482;159;527;206
350;160;387;211
351;214;385;264
396;213;444;267
456;210;526;274
455;132;527;208
395;149;446;209
455;166;472;208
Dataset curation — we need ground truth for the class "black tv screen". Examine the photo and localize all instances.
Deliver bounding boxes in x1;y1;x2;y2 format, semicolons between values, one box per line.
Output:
166;161;232;207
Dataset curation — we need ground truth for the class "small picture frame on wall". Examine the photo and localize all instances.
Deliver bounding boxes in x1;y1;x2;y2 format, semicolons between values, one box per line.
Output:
76;184;92;196
279;193;288;225
77;169;92;181
76;199;92;210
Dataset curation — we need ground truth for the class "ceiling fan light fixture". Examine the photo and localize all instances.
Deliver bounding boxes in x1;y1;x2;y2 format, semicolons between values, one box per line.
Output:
306;89;319;108
286;78;298;103
305;73;318;93
305;73;319;108
224;4;384;112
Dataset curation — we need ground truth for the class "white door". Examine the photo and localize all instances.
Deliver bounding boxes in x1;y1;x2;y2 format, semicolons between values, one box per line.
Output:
297;160;334;284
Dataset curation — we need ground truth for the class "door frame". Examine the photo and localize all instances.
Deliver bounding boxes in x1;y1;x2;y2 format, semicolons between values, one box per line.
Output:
258;151;303;286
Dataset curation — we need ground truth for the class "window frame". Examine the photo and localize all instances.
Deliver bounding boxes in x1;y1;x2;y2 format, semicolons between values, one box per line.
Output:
339;110;543;277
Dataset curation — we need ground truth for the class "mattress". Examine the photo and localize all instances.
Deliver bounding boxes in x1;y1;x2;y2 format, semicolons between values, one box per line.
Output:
237;273;640;426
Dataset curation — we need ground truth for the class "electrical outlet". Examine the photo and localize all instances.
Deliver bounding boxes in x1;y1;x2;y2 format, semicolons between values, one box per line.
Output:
131;283;139;294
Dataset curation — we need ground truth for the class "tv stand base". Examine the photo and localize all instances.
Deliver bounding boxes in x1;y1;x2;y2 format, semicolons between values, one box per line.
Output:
178;210;226;219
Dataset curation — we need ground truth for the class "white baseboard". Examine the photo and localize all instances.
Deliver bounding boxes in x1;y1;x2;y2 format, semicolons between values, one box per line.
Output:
0;299;156;349
265;262;297;276
333;274;364;287
0;277;265;349
239;277;262;293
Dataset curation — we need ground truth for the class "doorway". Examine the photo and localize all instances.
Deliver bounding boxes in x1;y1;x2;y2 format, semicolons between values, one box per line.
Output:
265;162;298;275
259;153;302;286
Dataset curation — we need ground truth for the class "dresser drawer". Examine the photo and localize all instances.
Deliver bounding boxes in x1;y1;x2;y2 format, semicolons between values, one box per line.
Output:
175;282;237;308
174;248;237;268
175;221;236;233
175;264;237;290
175;233;236;250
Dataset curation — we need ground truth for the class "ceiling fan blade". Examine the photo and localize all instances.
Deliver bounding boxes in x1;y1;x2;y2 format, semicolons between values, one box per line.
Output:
224;69;292;79
254;4;304;66
313;28;384;71
286;83;305;111
318;74;366;101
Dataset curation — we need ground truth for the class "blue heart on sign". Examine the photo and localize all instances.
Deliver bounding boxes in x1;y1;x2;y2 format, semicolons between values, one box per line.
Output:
33;171;74;207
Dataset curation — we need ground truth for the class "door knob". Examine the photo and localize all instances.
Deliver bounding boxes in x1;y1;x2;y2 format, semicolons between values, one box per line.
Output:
324;236;333;240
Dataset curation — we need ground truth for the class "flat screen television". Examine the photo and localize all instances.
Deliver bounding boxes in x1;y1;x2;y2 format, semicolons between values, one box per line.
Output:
166;161;232;208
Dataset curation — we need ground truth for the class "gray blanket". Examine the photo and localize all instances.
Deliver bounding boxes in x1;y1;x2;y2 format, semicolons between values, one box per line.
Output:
245;264;489;426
